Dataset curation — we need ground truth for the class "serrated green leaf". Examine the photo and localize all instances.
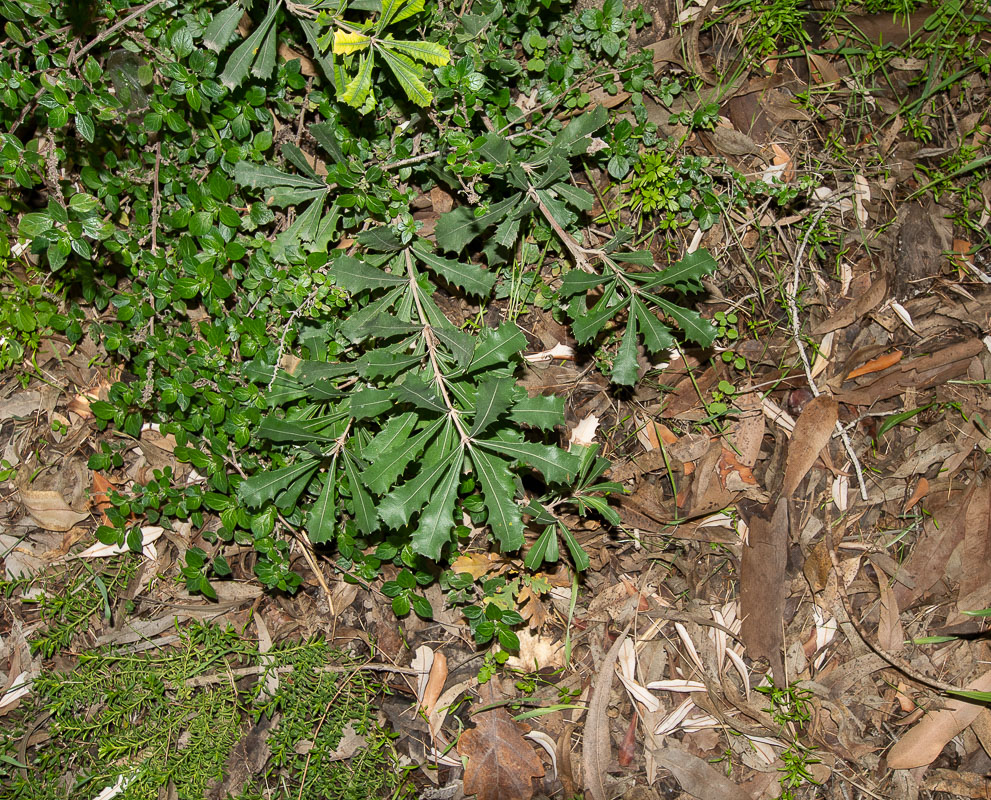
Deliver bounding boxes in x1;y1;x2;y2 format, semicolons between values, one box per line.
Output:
633;297;675;353
478;132;511;165
308;465;338;544
509;394;565;431
611;250;654;267
523;525;559;570
279;195;326;244
357;226;405;251
490;214;521;252
611;313;639;386
552;181;595;211
470;378;514;437
577;495;622;526
293;361;354;383
379;422;459;527
472;448;524;551
219;0;279;89
362;411;418;462
251;19;277;80
238;458;320;508
350;387;398;420
309;121;345;163
559;522;590;571
203;3;243;52
533;154;571;189
356;318;418;340
413;454;463;559
650;296;718;346
571;293;627;345
635;249;718;293
432;326;474;369
551;104;608;156
536;188;577;229
280;143;320;180
343;451;377;534
362;415;445;494
75;114;94;143
396;378;447;414
559;270;610;297
380;0;424;28
359;349;422;379
434;196;517;254
331;254;406;291
379;47;432;106
413;246;496;297
299;17;339;84
233;161;325;195
340;286;404;343
341;52;375;108
386;39;450;66
255;416;339;443
467;323;527;374
476;439;581;484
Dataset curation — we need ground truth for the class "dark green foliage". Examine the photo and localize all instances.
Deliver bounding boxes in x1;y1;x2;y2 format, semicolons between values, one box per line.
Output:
1;0;722;608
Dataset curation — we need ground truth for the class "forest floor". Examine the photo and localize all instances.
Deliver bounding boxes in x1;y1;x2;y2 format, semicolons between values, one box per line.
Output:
3;1;991;799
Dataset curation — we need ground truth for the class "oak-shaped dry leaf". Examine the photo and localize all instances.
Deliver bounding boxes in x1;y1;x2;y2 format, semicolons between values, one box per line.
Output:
451;552;508;580
459;689;544;800
569;414;600;448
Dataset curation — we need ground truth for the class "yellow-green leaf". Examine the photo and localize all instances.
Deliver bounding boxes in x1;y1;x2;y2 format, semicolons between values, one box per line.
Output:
340;52;375;108
332;29;371;56
386;39;450;66
380;0;423;30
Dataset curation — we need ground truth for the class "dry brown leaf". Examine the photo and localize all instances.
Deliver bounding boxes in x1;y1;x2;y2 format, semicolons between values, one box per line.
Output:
643;420;678;451
845;349;903;380
718;447;768;501
770;142;794;183
582;624;630;800
518;584;549;630
924;769;991;799
951;239;974;274
894;485;973;610
813;276;888;335
740;501;789;681
808;52;841;84
887;669;991;769
451;552;508;580
0;391;42;420
903;477;929;514
276;42;317;75
877;575;905;653
420;651;447;721
729;390;764;467
459;683;544;800
781;395;838;499
505;628;565;671
91;472;114;524
953;483;991;621
17;484;89;531
650;741;754;800
429;186;454;214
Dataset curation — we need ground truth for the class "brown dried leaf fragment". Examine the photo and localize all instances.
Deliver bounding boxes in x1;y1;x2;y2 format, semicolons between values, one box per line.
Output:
459;684;544;800
887;669;991;769
781;395;838;499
